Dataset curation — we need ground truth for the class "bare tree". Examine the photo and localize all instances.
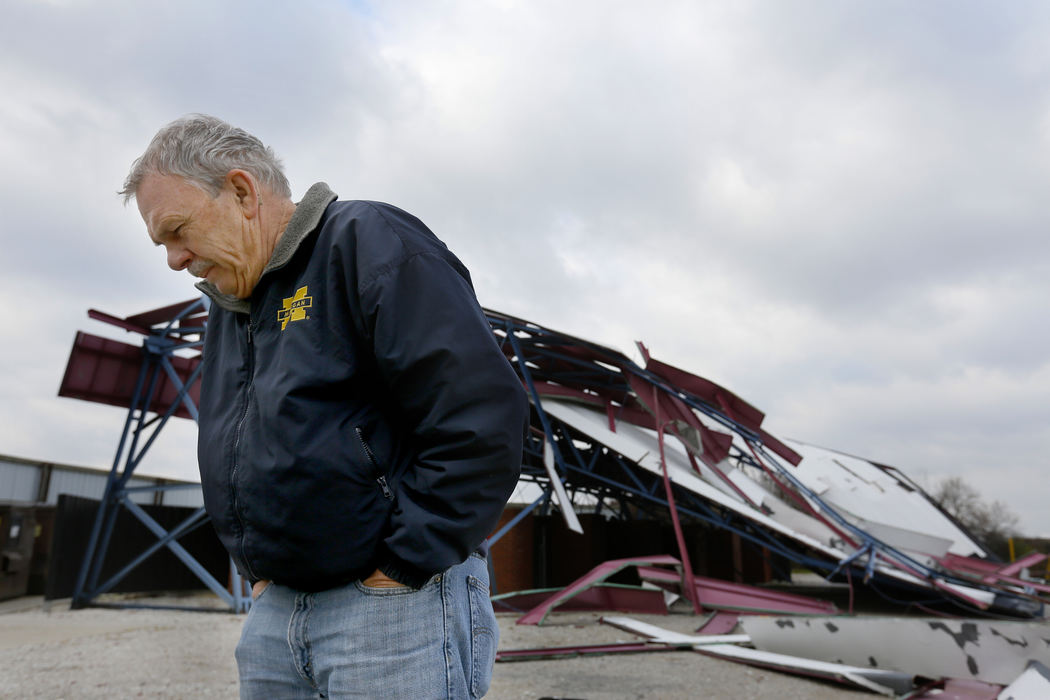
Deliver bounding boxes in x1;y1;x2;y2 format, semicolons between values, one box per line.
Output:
932;476;1020;560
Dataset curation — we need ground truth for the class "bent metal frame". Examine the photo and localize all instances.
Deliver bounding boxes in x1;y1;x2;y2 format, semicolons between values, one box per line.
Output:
60;297;250;612
60;299;1043;617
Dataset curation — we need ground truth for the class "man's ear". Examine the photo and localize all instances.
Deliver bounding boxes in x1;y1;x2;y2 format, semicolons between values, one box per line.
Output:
225;170;260;219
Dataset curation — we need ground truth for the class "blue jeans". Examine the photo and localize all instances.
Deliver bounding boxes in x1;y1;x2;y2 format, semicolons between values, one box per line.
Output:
236;553;497;699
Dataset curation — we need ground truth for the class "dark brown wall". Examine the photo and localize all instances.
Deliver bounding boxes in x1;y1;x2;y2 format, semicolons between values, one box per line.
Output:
490;509;783;593
0;504;37;601
488;505;534;594
46;494;228;600
28;505;56;595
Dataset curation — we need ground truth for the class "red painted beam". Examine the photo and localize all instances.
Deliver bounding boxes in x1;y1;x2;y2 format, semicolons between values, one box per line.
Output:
643;355;766;432
992;551;1047;579
493;584;667;615
124;298;203;329
516;555;680;625
87;309;152;336
496;642;676;662
636;565;837;615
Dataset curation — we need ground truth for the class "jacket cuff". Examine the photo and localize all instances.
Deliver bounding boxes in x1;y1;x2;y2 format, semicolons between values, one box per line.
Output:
376;548;433;590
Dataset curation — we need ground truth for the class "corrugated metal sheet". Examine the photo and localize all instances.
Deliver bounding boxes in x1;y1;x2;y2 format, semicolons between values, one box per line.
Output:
785;440;988;558
0;460;40;502
45;470;156;505
0;454;201;507
44;468;109;504
541;398;1006;611
160;484;205;508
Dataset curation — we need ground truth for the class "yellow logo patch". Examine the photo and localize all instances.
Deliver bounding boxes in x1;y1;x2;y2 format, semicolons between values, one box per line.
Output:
278;285;313;331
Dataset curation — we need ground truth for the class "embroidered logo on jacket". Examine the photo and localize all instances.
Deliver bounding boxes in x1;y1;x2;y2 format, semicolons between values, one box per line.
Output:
278;286;313;330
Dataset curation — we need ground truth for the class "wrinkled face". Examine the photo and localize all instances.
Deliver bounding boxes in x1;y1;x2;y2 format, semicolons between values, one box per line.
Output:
136;173;261;298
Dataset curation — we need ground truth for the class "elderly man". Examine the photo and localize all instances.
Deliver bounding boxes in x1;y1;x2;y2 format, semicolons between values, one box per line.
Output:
122;115;527;699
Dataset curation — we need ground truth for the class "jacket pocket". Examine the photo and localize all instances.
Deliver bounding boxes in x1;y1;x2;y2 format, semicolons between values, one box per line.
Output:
354;427;393;500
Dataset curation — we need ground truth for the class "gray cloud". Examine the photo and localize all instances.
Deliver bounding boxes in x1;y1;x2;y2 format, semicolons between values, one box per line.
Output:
1;0;1047;533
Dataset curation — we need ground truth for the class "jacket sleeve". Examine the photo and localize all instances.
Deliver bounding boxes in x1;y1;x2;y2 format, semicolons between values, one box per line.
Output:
356;226;527;588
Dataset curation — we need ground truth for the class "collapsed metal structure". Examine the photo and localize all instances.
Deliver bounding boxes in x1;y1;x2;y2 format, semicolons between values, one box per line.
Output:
486;309;1046;618
60;300;1047;617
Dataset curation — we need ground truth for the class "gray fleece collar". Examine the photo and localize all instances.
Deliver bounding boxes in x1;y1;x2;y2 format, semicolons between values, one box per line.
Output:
196;182;338;313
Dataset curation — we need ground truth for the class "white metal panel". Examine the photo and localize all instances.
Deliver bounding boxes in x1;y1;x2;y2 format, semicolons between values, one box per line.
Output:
846;514;954;559
542;400;838;555
544;399;999;608
720;467;842;546
787;440;987;557
697;643;905;695
46;469;159;505
46;468;109;504
159;484;205;508
724;467;770;506
600;616;750;645
1;456;205;511
0;461;40;502
542;438;583;533
743;616;1050;685
757;489;843;547
997;662;1050;700
507;480;546;505
602;615;907;695
124;478;164;505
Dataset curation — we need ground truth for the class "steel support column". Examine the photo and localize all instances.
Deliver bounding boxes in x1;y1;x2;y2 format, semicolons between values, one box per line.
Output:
67;298;247;612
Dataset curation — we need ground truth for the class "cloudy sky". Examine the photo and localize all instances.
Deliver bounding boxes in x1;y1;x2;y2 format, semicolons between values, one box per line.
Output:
2;0;1048;534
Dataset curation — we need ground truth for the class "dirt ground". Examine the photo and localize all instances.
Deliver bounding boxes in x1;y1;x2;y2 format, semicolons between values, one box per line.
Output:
0;593;873;699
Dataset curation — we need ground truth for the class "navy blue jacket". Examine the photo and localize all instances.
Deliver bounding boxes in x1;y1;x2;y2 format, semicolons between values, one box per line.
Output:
196;183;526;590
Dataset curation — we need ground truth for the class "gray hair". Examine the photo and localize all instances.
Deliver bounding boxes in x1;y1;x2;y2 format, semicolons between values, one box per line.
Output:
120;114;291;203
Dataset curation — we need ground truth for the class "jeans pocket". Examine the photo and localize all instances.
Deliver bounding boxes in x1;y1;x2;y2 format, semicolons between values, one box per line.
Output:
252;580;273;602
466;574;497;698
354;571;442;596
354;580;415;596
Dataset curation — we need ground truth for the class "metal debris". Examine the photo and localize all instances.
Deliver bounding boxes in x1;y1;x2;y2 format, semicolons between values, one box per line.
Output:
741;616;1050;685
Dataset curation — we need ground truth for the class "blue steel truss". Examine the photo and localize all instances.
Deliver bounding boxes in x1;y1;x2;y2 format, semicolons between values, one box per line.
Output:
71;297;250;612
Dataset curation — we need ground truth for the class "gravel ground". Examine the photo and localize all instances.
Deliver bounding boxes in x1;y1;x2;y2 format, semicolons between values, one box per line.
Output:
0;594;872;699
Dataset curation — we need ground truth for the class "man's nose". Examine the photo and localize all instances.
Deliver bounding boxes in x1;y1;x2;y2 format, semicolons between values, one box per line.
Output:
166;245;192;271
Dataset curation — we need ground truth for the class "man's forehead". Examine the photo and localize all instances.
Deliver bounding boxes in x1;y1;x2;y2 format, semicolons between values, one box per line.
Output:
137;174;204;229
138;173;200;205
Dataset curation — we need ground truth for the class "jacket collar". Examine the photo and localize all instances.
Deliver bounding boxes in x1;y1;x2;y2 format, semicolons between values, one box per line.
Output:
196;182;338;313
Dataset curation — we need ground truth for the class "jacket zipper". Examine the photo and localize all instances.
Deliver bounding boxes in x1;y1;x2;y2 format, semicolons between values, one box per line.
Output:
355;427;393;500
230;316;259;580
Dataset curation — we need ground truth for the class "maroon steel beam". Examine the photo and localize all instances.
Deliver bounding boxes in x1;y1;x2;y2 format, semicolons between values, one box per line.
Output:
695;611;741;635
985;552;1046;580
907;678;1003;699
493;584;667;616
516;555;680;625
125;298;203;329
636;565;837;615
496;642;676;662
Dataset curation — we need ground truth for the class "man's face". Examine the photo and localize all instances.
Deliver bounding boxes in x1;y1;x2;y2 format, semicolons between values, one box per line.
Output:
137;173;261;298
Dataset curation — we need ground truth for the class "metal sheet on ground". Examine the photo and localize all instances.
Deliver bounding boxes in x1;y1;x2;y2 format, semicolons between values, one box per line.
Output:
600;615;750;645
695;642;910;695
516;555;678;625
996;661;1050;700
600;615;910;695
742;616;1050;685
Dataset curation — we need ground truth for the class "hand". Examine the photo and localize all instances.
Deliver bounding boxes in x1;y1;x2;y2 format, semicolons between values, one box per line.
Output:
361;569;406;588
252;580;270;599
